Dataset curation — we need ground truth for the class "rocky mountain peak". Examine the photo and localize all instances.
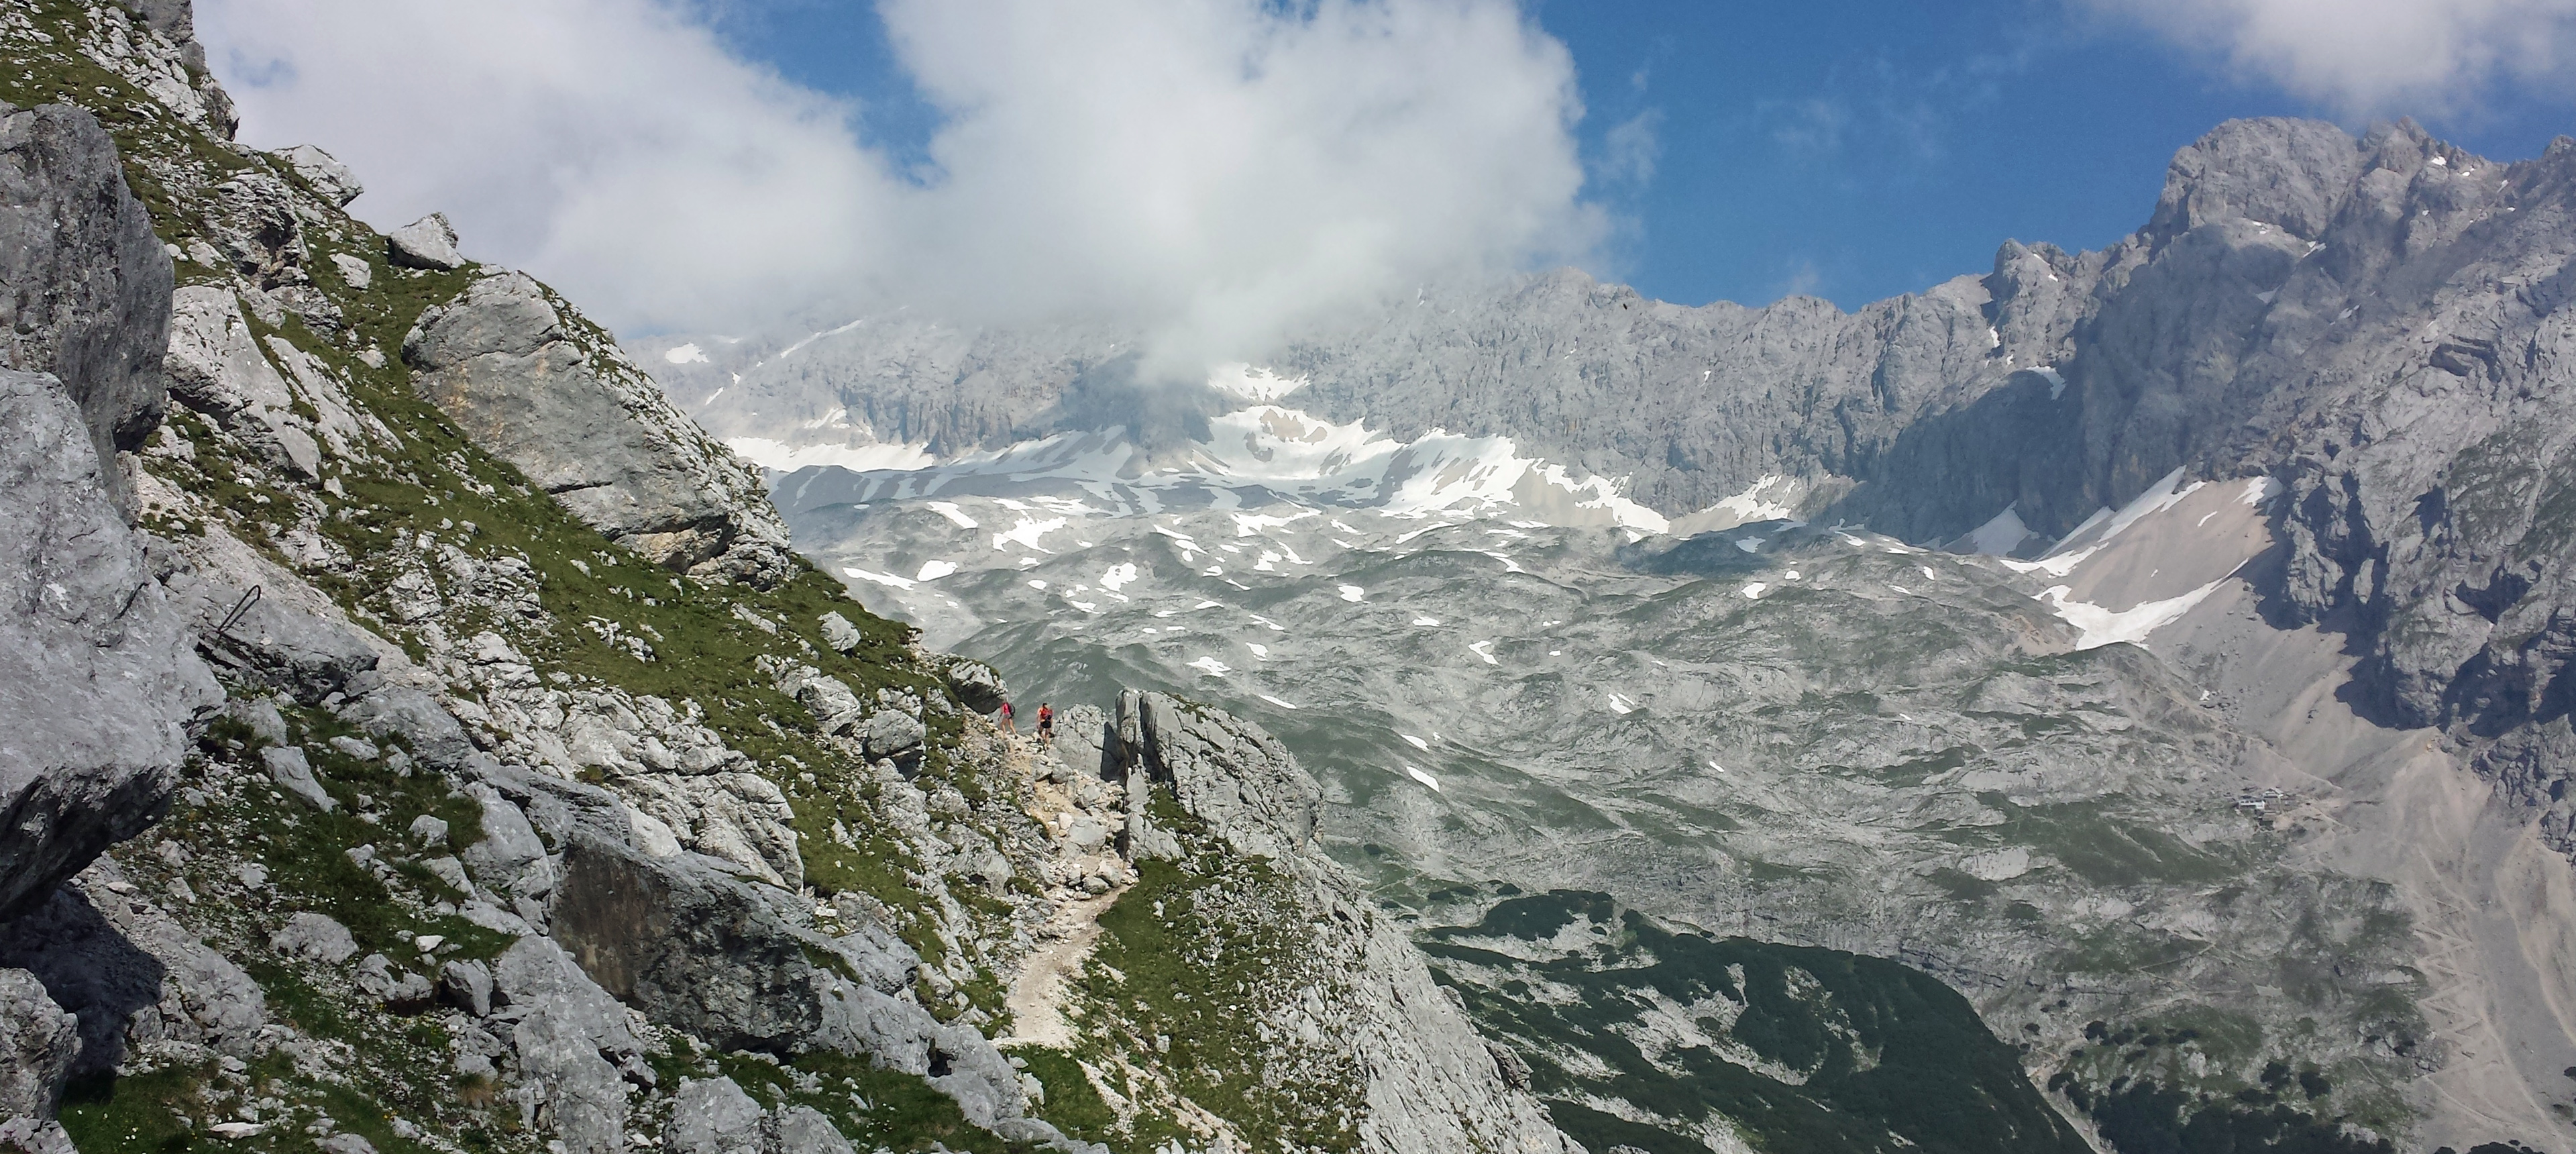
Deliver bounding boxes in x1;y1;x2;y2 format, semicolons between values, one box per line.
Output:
2144;116;2364;247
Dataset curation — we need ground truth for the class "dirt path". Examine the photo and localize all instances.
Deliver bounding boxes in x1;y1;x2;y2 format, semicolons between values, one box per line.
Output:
1001;884;1127;1049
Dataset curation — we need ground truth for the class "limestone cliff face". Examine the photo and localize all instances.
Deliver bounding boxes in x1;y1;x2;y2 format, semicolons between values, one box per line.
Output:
0;99;176;503
0;97;217;925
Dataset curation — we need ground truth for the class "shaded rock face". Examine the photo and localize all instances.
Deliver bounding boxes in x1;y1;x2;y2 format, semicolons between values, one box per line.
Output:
404;272;796;584
0;101;174;496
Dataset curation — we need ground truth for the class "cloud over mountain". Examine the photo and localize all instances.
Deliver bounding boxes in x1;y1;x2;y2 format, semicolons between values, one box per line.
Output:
2088;0;2576;115
198;0;1600;370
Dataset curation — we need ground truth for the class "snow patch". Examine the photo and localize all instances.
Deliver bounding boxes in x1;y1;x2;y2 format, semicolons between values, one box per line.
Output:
1258;694;1301;710
1401;733;1430;751
1405;765;1442;792
994;517;1067;552
915;560;957;581
1206;362;1307;401
1965;505;2034;555
1100;563;1140;592
725;437;935;474
2039;572;2235;650
1187;656;1232;676
662;343;708;365
1741;582;1768;599
1338;584;1365;602
926;501;979;529
844;566;914;590
1468;641;1499;665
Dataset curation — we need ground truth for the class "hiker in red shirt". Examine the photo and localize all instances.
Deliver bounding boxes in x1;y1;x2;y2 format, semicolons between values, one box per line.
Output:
1036;703;1055;744
998;701;1015;732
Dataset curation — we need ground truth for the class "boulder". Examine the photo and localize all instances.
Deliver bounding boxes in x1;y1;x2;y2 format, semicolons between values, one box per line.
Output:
546;832;1040;1131
386;212;464;270
402;272;794;582
765;1106;855;1154
945;660;1007;714
458;783;553;898
0;969;75;1118
335;686;474;772
439;958;493;1018
816;611;863;654
861;710;925;762
0;102;174;489
278;144;362;208
663;1078;761;1154
786;671;865;734
268;912;357;965
259;746;335;812
354;953;433;1010
0;370;219;922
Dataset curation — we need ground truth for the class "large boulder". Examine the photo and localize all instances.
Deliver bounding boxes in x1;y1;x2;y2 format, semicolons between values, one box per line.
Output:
0;370;219;921
279;145;362;209
402;272;796;584
0;101;174;496
386;213;464;271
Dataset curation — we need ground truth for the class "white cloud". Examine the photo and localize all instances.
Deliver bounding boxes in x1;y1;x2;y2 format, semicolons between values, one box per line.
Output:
2086;0;2576;115
197;0;1600;370
1601;108;1663;185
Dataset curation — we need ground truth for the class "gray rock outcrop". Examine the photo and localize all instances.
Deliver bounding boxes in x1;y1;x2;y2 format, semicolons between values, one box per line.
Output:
386;212;464;270
268;912;357;964
0;101;174;490
404;272;796;583
664;1077;762;1154
492;936;642;1154
664;1078;857;1154
0;969;75;1120
278;144;361;208
545;831;1040;1133
0;368;219;921
1117;691;1319;861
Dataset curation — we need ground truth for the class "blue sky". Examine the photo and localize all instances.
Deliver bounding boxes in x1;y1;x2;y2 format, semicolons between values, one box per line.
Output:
702;0;2576;312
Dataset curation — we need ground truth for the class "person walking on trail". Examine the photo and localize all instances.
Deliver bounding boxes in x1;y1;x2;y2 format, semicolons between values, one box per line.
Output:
1036;703;1055;744
998;701;1015;733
